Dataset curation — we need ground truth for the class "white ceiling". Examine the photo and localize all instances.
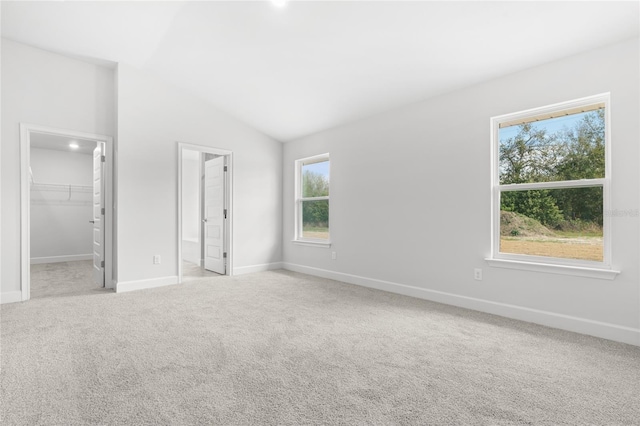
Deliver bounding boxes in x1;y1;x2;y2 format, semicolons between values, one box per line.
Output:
30;132;97;155
2;1;638;142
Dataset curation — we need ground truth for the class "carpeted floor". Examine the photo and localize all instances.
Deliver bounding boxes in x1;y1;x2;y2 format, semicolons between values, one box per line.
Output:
1;268;639;425
182;260;222;282
30;260;110;299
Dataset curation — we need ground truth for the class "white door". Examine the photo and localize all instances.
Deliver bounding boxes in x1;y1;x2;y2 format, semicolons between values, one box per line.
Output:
92;144;105;286
203;156;226;274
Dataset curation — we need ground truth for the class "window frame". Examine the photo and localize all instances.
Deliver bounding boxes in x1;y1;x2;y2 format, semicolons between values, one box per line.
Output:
294;153;331;246
488;93;618;278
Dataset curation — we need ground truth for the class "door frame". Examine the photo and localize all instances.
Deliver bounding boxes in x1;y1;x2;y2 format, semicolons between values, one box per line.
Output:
92;142;107;286
20;123;115;301
177;142;233;282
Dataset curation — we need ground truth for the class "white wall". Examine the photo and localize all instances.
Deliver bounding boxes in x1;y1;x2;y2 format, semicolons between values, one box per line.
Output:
181;151;200;242
182;150;200;265
116;63;282;288
1;39;114;300
282;38;640;345
30;148;93;262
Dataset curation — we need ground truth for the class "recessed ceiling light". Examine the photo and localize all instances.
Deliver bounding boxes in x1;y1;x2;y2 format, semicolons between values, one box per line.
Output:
69;142;79;149
271;0;287;8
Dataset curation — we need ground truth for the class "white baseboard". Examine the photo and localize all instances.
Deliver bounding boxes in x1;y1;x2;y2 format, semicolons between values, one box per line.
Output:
282;263;640;347
30;254;93;264
116;276;178;293
0;291;23;305
233;262;283;276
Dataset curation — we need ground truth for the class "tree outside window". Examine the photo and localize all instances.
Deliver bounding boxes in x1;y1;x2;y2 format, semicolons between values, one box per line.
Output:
296;154;330;242
493;95;609;265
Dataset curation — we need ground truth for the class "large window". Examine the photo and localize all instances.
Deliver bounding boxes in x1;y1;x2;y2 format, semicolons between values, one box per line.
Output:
491;94;611;269
295;153;330;243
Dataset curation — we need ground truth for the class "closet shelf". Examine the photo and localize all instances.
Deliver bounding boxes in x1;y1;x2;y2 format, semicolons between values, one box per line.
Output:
31;182;93;203
31;183;92;193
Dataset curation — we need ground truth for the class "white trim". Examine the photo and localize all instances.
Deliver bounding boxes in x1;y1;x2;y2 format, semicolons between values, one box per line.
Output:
492;93;610;126
495;249;609;269
116;276;178;293
233;262;283;276
291;240;331;247
294;152;330;242
603;95;612;268
177;142;234;283
299;196;330;202
178;142;233;156
498;102;605;129
20;124;116;302
104;137;115;290
0;291;24;305
485;258;619;280
30;254;93;264
177;146;184;282
0;35;2;310
490;93;612;272
298;152;330;165
499;179;606;191
20;125;29;301
282;263;639;347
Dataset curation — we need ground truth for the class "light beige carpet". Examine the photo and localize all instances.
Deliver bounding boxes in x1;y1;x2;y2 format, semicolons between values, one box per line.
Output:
30;260;110;299
182;260;222;282
2;268;639;425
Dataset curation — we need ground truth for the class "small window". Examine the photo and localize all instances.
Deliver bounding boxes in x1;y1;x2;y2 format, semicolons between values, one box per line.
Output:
491;94;610;268
295;154;330;243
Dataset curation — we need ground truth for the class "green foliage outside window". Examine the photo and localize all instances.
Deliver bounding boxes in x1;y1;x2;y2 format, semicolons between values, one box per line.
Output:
302;170;329;227
499;109;605;230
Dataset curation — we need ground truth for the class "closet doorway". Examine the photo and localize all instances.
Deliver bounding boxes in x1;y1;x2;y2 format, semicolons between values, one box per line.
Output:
178;143;233;282
20;124;114;300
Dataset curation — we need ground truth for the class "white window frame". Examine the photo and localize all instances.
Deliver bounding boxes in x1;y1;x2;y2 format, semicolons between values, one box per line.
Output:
487;93;619;279
294;153;331;246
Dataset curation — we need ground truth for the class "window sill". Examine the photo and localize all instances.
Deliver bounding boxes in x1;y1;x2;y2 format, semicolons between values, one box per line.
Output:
292;239;331;248
485;258;620;280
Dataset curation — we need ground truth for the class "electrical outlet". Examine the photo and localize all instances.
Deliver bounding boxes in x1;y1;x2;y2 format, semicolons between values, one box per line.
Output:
331;251;337;260
474;268;482;281
154;255;161;265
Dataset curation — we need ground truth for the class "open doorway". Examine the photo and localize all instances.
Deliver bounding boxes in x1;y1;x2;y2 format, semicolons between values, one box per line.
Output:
20;124;114;300
178;143;233;282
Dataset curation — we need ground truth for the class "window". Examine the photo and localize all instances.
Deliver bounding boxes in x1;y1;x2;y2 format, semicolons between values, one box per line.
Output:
490;94;612;272
295;154;330;243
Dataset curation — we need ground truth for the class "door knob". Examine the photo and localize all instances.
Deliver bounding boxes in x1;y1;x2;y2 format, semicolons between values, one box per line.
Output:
202;219;208;223
89;220;95;224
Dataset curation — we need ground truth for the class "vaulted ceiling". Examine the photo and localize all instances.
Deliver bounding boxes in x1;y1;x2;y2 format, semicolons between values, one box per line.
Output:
2;1;638;141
